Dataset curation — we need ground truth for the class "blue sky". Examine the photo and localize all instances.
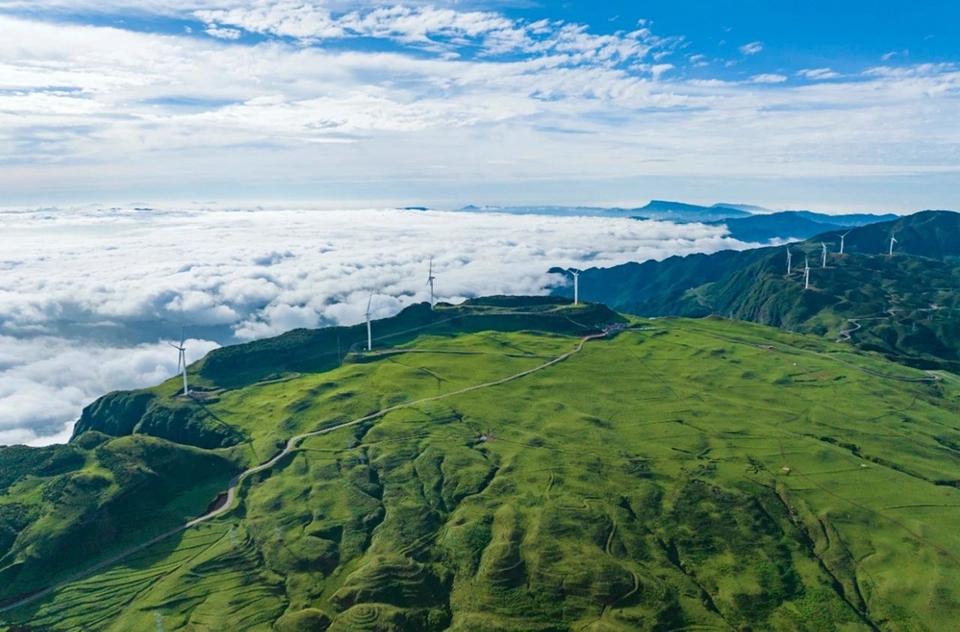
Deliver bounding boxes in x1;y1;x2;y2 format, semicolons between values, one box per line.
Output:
535;1;957;67
0;0;957;212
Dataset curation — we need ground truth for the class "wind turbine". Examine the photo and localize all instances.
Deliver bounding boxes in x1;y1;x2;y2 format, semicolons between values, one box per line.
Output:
804;257;811;290
839;230;852;255
889;233;898;256
821;242;828;268
786;247;793;275
365;292;374;352
168;327;189;396
427;258;437;309
569;269;581;306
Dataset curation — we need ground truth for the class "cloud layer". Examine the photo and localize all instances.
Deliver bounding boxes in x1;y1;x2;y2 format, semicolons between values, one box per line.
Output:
0;207;748;446
0;2;957;208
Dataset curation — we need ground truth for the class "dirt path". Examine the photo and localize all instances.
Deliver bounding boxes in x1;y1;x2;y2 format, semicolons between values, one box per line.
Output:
836;319;862;342
0;332;606;617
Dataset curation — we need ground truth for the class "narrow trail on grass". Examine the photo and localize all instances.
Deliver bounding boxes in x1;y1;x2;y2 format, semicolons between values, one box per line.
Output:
836;319;861;343
0;332;607;617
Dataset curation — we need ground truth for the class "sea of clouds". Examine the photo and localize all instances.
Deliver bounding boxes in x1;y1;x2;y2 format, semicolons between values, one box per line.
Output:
0;207;751;446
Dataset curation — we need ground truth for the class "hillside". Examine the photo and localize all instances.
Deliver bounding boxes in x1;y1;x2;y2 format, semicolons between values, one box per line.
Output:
2;300;960;630
73;298;623;449
556;211;960;370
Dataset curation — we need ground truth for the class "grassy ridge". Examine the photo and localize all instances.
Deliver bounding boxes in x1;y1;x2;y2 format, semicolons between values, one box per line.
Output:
2;312;959;630
558;211;960;372
72;298;622;451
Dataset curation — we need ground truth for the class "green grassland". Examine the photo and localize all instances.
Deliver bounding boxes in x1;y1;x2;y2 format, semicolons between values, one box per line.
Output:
3;302;960;631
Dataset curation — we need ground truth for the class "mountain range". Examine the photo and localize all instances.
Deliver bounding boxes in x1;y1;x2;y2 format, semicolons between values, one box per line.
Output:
552;210;960;371
457;201;899;242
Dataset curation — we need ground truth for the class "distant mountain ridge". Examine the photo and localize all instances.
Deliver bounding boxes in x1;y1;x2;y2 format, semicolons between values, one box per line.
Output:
455;201;900;240
630;199;752;222
706;211;899;242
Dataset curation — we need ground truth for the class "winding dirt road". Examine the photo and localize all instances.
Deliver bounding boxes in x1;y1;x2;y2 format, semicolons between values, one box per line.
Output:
0;332;606;616
836;319;862;342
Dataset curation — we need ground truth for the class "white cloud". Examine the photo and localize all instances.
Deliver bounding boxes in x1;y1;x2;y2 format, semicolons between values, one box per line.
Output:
0;206;750;445
882;50;910;61
0;5;955;207
0;335;221;446
740;41;763;55
751;73;788;84
797;67;841;80
650;63;674;81
205;25;242;39
185;0;675;65
195;1;346;41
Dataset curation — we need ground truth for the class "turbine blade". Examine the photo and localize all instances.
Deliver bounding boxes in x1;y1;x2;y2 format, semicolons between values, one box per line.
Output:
179;326;185;347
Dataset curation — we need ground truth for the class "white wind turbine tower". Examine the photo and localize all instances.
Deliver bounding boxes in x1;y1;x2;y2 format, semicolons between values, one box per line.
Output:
427;258;437;309
168;327;189;396
804;257;811;290
365;292;375;352
889;233;898;256
840;230;852;255
786;247;793;275
821;242;828;268
569;269;581;305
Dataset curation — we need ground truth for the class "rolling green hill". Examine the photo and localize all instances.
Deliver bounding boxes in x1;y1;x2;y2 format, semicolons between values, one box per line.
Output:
555;211;960;371
2;298;960;631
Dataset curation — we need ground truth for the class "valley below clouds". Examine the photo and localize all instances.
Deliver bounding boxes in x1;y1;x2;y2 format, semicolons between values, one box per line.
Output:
0;207;748;446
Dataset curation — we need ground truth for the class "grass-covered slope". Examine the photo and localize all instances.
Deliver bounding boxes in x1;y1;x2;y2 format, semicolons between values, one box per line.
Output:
0;434;242;603
557;211;960;370
690;250;960;369
2;307;960;631
74;298;621;451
